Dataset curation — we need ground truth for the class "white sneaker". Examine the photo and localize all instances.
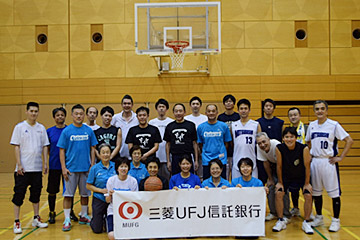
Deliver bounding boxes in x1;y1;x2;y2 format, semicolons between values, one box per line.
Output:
272;219;287;232
302;220;314;234
310;212;315;220
13;222;22;234
283;217;291;224
310;215;324;227
265;213;276;221
32;216;48;228
329;217;340;232
290;207;301;217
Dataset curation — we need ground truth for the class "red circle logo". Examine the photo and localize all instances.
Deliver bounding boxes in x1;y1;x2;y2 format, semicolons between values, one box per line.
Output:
118;201;143;219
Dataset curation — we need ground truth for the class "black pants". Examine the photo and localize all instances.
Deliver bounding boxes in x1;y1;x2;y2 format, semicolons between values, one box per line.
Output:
12;172;42;206
90;197;109;233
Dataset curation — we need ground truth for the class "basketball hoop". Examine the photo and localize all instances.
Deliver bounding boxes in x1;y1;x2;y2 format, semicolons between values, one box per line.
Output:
165;40;189;70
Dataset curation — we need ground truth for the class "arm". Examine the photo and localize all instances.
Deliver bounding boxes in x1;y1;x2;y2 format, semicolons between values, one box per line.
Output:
263;160;274;186
90;146;96;166
60;148;70;181
303;146;312;194
105;190;114;203
128;143;133;150
193;141;199;171
329;135;353;164
110;128;122;160
42;145;49;175
14;145;24;176
86;183;107;194
257;124;262;134
275;148;283;191
166;142;171;172
141;143;159;161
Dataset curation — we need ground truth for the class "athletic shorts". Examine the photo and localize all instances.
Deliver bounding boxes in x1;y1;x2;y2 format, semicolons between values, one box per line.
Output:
63;172;91;197
12;172;42;206
311;157;341;198
47;169;63;194
107;215;114;233
283;180;308;194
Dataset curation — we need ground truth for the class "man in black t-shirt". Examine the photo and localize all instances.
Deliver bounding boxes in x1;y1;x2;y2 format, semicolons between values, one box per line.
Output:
125;106;161;162
164;103;198;175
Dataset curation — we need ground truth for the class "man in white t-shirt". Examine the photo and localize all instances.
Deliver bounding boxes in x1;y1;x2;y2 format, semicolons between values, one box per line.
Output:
84;106;100;131
10;102;50;234
149;98;173;181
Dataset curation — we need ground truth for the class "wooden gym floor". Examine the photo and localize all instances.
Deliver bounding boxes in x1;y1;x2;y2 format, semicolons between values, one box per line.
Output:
0;170;359;240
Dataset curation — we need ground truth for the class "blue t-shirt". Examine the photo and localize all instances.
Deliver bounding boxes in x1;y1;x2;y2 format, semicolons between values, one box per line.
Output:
197;121;232;165
47;125;66;170
256;117;284;142
169;173;201;189
57;124;98;172
201;176;231;188
231;176;264;187
87;161;116;202
128;162;149;184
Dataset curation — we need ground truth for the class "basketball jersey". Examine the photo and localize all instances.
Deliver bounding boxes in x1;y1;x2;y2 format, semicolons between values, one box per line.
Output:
231;119;259;170
305;118;349;158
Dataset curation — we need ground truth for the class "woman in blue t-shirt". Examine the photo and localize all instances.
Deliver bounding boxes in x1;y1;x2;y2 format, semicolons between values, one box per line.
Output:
202;159;230;189
169;154;201;190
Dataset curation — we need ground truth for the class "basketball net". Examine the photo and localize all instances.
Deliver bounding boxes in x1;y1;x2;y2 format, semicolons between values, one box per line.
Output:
165;41;189;70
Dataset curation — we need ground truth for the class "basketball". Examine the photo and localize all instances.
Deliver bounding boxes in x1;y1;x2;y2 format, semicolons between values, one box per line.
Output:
144;176;163;191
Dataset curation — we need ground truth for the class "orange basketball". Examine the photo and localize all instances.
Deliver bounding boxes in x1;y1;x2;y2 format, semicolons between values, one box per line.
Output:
144;176;163;191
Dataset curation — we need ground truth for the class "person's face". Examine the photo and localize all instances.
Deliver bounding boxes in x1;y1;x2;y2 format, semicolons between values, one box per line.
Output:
173;105;185;121
210;163;222;179
263;102;274;116
131;149;142;163
26;106;39;122
54;110;65;125
72;108;85;125
122;99;133;113
238;103;250;119
206;105;218;121
283;132;297;149
147;162;159;177
87;107;97;121
314;103;328;121
137;110;148;126
179;159;192;173
240;163;252;177
156;104;168;117
224;98;235;111
101;111;113;126
117;163;129;177
288;109;301;126
99;146;111;162
256;135;270;152
190;100;201;113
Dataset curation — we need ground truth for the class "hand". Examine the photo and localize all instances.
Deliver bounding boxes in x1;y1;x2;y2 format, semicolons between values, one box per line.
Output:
43;165;48;175
167;162;171;172
275;182;284;193
62;168;71;181
194;161;199;171
236;184;242;188
173;186;179;191
109;190;114;196
264;186;269;194
303;183;313;195
194;185;201;189
204;186;209;190
329;156;342;165
221;185;228;189
17;164;25;176
266;178;275;187
140;155;148;162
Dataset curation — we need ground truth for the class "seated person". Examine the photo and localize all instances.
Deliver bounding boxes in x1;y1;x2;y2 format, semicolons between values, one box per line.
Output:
128;145;149;184
201;159;231;189
139;157;169;191
169;154;201;190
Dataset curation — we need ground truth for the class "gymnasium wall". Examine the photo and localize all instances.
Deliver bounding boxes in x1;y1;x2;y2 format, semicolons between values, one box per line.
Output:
1;0;360;172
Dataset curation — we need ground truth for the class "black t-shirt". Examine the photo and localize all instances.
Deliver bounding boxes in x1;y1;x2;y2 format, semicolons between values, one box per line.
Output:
164;120;197;155
94;126;119;152
125;125;162;155
277;142;306;182
217;112;240;157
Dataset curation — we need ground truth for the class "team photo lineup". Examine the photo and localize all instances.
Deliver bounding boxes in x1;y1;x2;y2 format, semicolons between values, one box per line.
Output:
10;94;353;239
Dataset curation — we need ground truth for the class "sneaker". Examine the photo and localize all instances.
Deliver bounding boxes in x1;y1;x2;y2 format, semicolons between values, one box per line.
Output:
32;216;48;228
272;219;287;232
302;221;314;234
290;207;301;217
283;217;291;224
310;212;315;220
62;218;71;231
70;210;78;222
310;215;324;227
48;211;56;224
79;214;91;225
329;217;340;232
13;222;22;234
265;213;276;221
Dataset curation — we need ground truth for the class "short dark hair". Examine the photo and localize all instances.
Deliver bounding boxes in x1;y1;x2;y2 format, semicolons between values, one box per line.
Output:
173;103;186;112
189;96;202;106
52;107;67;118
72;104;85;112
136;106;149;115
129;145;142;157
209;158;224;170
26;102;39;110
263;98;276;109
122;94;133;104
100;106;114;116
206;104;218;111
98;143;111;152
237;157;254;172
288;107;301;115
145;156;161;169
237;98;251;110
86;106;98;116
282;127;298;138
313;100;328;110
115;157;131;174
179;154;193;165
155;98;169;110
223;94;236;104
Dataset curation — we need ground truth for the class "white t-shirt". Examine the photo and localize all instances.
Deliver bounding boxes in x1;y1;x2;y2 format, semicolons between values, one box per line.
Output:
149;117;173;163
184;114;207;129
257;139;281;164
305;118;349;158
106;175;138;215
83;122;100;131
10;121;50;172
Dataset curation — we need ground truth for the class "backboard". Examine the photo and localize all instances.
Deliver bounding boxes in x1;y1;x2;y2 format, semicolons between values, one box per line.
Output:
134;1;221;56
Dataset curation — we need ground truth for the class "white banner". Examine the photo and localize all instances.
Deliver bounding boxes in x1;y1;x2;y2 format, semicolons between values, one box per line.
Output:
113;187;266;239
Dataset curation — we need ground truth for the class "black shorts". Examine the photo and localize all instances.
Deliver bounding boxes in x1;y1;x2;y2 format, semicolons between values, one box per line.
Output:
47;169;63;194
12;172;42;206
283;179;307;194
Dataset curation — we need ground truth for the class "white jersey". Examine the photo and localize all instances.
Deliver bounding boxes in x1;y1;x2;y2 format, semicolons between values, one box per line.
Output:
231;119;259;169
305;118;349;158
111;111;139;158
83;122;100;131
184;114;207;129
10;121;50;172
149;117;173;163
257;139;281;164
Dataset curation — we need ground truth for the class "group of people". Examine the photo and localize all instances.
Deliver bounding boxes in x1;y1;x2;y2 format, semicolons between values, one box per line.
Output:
10;95;353;238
